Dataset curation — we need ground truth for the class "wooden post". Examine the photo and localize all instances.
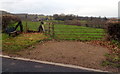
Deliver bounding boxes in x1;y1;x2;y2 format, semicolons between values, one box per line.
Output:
48;22;50;36
52;22;55;39
25;14;28;33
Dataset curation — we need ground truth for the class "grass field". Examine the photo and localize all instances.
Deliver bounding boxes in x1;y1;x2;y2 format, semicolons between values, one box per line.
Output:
44;21;105;40
2;21;48;52
2;20;105;52
22;21;40;31
21;20;105;41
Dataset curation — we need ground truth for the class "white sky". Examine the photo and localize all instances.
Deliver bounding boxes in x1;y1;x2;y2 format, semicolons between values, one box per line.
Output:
0;0;120;17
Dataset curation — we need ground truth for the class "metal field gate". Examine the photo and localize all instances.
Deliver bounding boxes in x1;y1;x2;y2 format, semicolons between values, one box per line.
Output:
44;21;106;41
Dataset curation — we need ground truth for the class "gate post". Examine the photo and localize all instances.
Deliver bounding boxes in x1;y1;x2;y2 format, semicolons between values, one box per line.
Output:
48;22;51;36
52;22;55;39
25;14;28;33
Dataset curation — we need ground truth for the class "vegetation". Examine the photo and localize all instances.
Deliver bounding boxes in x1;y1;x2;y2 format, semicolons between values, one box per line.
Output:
20;20;105;41
22;21;40;31
53;14;107;21
2;15;20;32
44;22;105;41
106;23;120;41
2;33;47;53
2;16;120;69
102;47;120;68
101;22;120;68
1;11;119;70
2;20;106;53
105;40;120;68
2;20;47;53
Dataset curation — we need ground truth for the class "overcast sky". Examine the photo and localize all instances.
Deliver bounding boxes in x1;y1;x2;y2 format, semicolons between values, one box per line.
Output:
0;0;120;17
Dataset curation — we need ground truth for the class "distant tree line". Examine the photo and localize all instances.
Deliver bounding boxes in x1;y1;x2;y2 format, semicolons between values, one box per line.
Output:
53;14;107;21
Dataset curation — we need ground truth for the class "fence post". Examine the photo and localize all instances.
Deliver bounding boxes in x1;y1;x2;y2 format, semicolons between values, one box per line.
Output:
52;22;55;39
48;22;51;36
25;14;28;33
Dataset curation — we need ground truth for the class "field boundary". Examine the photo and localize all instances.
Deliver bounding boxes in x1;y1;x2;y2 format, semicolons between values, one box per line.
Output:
1;55;109;72
45;22;106;41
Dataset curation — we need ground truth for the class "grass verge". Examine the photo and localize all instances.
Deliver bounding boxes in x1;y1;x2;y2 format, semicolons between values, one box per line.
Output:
2;33;48;53
101;40;120;68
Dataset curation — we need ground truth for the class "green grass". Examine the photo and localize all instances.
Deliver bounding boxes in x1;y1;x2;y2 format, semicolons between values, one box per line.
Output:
21;20;105;41
44;23;105;41
102;41;120;68
22;21;40;31
2;33;47;52
4;21;40;32
2;20;105;53
2;21;48;52
6;20;105;41
102;53;120;68
1;33;9;40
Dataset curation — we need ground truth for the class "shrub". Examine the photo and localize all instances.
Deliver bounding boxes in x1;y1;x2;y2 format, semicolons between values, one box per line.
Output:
105;22;120;41
2;15;20;32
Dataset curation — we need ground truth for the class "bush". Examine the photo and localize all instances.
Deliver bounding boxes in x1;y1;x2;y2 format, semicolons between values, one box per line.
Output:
2;15;20;32
106;23;120;41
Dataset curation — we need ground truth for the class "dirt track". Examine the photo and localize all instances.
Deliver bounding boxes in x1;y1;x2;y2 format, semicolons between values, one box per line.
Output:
5;40;119;72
